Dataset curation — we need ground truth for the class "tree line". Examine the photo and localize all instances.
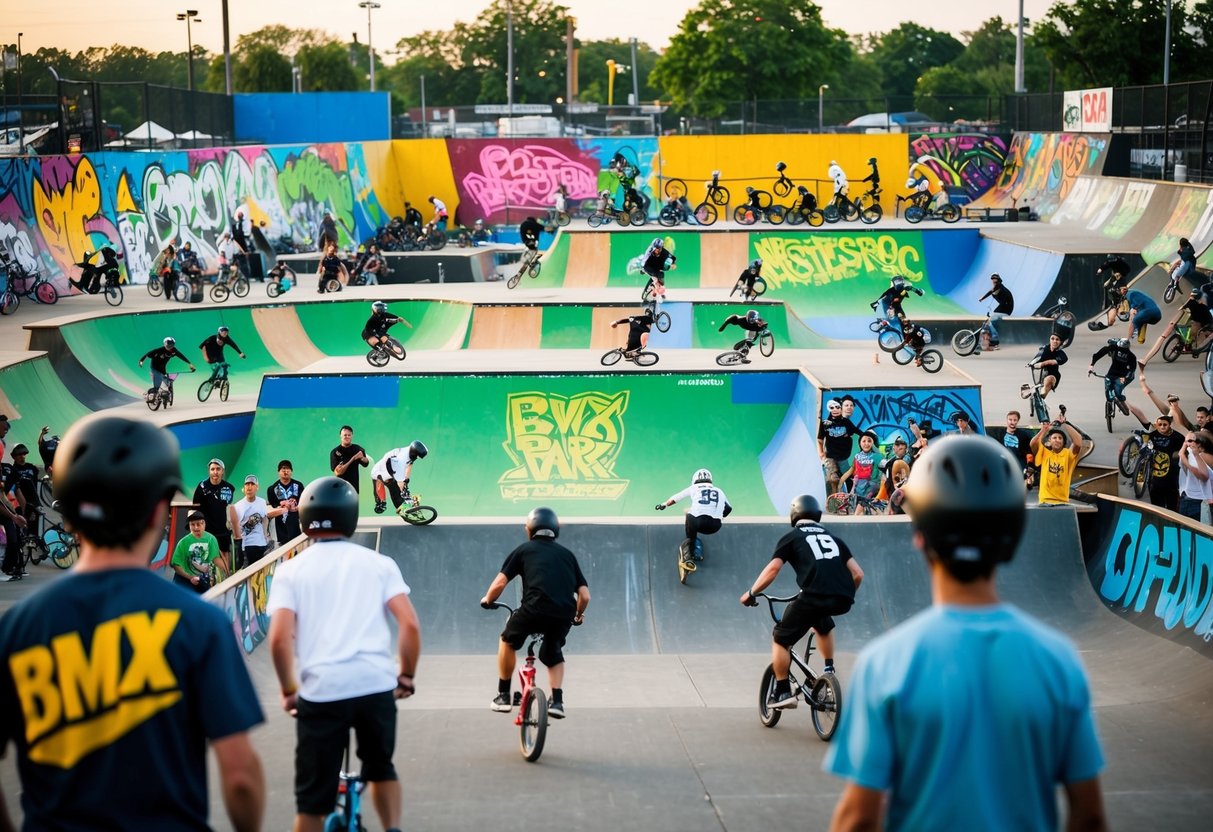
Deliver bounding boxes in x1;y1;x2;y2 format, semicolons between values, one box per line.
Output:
5;0;1213;130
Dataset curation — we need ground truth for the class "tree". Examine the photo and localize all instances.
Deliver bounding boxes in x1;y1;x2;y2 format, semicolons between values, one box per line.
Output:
460;0;572;105
651;0;850;118
380;27;484;109
297;42;361;92
235;45;293;93
575;39;661;105
944;17;1049;96
1034;0;1201;88
868;23;964;100
915;65;987;121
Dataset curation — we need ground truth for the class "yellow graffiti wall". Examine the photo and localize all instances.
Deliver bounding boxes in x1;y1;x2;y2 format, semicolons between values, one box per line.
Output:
391;139;460;222
656;134;909;211
360;140;406;219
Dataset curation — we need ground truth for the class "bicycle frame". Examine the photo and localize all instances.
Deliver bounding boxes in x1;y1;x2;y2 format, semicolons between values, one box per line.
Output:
754;594;822;702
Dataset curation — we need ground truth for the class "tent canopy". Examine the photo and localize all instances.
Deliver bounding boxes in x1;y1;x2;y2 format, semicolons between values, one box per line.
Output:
123;120;175;142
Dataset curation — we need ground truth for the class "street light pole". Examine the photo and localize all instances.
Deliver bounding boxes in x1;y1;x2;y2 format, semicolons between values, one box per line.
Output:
507;0;514;120
358;1;381;92
420;75;427;137
15;33;23;155
1014;0;1026;93
1164;0;1172;85
176;10;200;92
818;84;829;133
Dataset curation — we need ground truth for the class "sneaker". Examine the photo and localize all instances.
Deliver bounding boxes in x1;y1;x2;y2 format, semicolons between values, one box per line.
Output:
548;700;566;719
513;691;522;707
823;664;836;675
740;357;751;364
2;574;22;582
767;689;798;710
491;693;512;713
374;501;386;515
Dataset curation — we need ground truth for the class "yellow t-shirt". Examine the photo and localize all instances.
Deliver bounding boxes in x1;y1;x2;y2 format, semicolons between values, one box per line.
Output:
1038;445;1078;504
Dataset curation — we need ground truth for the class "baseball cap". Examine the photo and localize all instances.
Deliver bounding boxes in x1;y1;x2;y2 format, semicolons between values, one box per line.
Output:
244;475;259;485
11;444;28;456
208;457;225;469
892;435;908;446
187;510;205;522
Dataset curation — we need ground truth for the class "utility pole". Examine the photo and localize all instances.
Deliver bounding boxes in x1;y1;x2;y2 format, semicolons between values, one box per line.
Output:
176;10;200;91
359;1;381;92
630;37;639;106
507;0;514;119
222;0;232;94
1014;0;1026;93
16;33;24;155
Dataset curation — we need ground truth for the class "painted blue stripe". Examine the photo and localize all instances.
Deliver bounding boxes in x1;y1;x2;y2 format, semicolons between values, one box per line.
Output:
259;375;400;409
731;371;797;405
647;302;693;349
169;414;255;450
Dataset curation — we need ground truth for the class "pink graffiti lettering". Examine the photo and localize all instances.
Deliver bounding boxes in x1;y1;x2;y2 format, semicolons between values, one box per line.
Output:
462;145;596;214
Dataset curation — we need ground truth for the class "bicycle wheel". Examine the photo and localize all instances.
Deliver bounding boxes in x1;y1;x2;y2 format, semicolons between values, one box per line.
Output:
172;282;189;303
1162;333;1184;363
519;687;548;762
951;329;978;356
751;277;767;297
601;350;623;367
197;379;214;402
1117;303;1130;322
939;204;961;223
45;527;78;569
386;338;406;361
860;203;883;225
822;204;840;224
266;281;282;298
806;209;825;227
694;202;718;226
233;277;250;298
734;206;758;225
400;504;437;526
632;351;659;367
104;284;123;306
641;280;655;303
716;351;746;366
1118;436;1142;478
628;208;647;227
366;349;390;368
825;492;851;515
658;207;678;227
147;275;163;297
920;349;943;373
219;379;230;402
766;205;786;225
35;281;59;304
555;210;571;227
758;664;782;728
711;186;731;206
1105;399;1114;434
759;331;775;357
773;178;792;198
323;278;343;293
587;213;605;228
786;206;805;225
210;283;230;303
810;673;842;742
655;311;671;333
1055;312;1076;347
1132;458;1149;498
146;391;162;411
840;200;858;221
1031;393;1050;424
905;205;925;224
664;178;687;200
38;477;53;508
507;271;522;289
878;329;905;352
527;259;542;279
1164;280;1179;304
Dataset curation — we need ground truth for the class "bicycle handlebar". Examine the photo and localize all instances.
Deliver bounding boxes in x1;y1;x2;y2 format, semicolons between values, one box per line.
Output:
746;591;798;621
482;601;515;615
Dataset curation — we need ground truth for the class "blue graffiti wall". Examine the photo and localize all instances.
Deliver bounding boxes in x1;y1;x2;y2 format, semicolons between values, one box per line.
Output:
821;385;984;446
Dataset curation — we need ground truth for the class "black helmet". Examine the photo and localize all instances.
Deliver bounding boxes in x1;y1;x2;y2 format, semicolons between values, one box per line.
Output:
526;506;560;539
408;440;428;461
868;157;877;164
53;414;183;547
1117;337;1130;349
299;476;359;538
790;494;822;525
903;435;1025;565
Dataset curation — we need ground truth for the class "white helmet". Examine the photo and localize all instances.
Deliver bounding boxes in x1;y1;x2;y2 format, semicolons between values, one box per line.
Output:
163;337;175;349
652;237;664;248
692;468;712;485
372;301;387;313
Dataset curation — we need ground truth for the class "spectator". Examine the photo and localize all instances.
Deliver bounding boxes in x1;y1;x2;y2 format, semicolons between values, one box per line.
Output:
1136;414;1182;512
0;414;265;830
818;399;862;495
230;475;279;571
1029;417;1083;505
330;425;370;494
952;411;981;435
907;417;939;464
172;510;221;593
267;460;305;543
193;458;236;576
825;435;1106;832
883;460;910;515
317;213;339;248
1177;431;1213;523
839;431;882;500
7;444;38;525
1001;411;1035;487
0;415;29;580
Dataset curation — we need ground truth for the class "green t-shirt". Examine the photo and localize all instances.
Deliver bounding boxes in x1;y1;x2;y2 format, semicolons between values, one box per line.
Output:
171;531;219;578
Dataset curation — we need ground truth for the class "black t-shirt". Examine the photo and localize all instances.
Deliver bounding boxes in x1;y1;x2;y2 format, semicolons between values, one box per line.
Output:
267;477;304;541
1146;429;1182;487
1098;257;1130;279
722;314;764;333
642;249;674;276
817;416;861;462
519;218;543;245
8;461;37;504
192;478;235;539
499;538;588;619
1035;345;1068;379
320;254;343;276
1181;297;1213;326
772;522;857;600
330;444;367;492
140;347;189;375
361;312;400;339
1091;344;1136;378
980;284;1015;314
739;268;760;285
198;334;242;363
0;569;263;830
1002;428;1033;469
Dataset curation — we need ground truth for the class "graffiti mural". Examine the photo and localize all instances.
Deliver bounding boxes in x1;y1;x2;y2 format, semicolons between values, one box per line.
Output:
448;137;659;225
908;133;1008;201
821;386;984;446
1142;187;1213;264
1090;501;1213;657
974;132;1110;220
210;537;308;654
755;232;926;290
499;390;631;499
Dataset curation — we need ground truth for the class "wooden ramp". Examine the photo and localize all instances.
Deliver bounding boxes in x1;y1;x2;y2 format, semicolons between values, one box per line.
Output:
466;306;542;349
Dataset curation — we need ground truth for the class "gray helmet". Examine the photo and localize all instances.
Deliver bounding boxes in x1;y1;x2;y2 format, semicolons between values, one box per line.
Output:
526;506;559;539
789;494;822;525
750;258;762;269
53;414;183;548
903;435;1025;565
1117;338;1130;349
372;301;387;313
651;237;663;248
408;440;428;461
299;476;359;538
746;310;759;322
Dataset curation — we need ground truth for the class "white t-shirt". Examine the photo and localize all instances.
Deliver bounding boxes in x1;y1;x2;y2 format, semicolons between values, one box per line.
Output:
218;236;241;263
1179;449;1213;500
267;540;411;702
829;163;848;194
669;482;730;520
551;190;566;211
372;448;411;482
431;198;447;217
233;496;270;548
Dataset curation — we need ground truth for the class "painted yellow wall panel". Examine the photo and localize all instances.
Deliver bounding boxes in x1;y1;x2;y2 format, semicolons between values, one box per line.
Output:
391;139;460;220
361;140;406;219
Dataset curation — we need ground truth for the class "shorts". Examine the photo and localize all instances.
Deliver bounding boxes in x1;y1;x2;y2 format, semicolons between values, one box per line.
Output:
212;531;232;555
772;593;853;647
295;690;398;815
501;607;574;667
685;514;722;539
1133;308;1162;328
